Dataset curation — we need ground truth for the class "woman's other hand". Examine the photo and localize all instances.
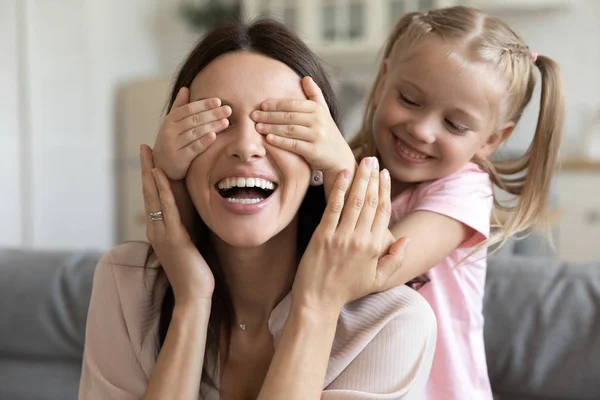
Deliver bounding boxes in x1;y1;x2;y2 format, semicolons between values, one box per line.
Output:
140;144;214;305
153;87;231;180
293;157;409;313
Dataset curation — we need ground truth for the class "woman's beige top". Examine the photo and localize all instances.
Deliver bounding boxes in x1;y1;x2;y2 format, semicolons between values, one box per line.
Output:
79;242;437;399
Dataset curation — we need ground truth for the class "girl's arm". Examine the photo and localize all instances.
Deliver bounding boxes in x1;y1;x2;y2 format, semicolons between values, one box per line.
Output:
381;210;473;290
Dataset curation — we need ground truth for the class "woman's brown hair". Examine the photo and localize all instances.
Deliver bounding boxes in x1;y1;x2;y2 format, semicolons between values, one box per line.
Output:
350;6;563;250
155;18;340;390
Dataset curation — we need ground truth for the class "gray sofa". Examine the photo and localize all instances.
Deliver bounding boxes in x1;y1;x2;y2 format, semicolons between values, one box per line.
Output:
1;242;599;400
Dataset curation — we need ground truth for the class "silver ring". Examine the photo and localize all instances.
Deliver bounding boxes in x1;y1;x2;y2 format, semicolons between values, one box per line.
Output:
149;211;164;221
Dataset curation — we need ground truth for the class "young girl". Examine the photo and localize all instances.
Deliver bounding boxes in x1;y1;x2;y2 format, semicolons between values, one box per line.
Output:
250;6;563;399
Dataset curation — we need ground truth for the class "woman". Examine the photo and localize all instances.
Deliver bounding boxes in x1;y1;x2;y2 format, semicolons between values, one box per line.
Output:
79;20;436;399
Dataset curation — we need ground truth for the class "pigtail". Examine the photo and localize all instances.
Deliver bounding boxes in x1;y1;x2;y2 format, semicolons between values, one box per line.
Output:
488;55;564;248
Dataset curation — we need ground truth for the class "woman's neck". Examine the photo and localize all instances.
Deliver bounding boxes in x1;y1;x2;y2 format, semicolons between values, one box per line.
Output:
213;219;299;330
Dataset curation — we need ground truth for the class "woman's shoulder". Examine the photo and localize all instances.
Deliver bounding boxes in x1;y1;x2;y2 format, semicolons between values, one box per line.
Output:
324;286;436;388
93;242;167;314
342;284;436;337
98;241;161;270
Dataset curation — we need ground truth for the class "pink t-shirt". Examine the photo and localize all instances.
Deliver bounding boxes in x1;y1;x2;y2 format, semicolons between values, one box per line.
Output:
390;162;494;400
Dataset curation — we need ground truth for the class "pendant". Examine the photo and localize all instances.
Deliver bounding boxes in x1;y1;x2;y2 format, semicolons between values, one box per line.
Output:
239;324;246;331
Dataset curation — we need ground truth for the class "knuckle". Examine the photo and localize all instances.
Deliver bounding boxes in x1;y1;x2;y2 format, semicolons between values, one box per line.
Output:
285;124;295;135
284;112;293;123
351;196;364;210
378;201;391;216
366;194;378;208
331;200;344;214
190;140;204;153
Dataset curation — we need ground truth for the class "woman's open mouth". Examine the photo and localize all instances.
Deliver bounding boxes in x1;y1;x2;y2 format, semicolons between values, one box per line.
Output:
216;177;277;204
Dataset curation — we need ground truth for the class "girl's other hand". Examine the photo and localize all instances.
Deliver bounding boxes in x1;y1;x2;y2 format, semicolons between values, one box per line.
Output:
153;87;231;180
251;77;355;175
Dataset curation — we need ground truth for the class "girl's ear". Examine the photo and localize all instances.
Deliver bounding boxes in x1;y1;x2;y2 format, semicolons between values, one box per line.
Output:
476;121;515;159
373;59;390;107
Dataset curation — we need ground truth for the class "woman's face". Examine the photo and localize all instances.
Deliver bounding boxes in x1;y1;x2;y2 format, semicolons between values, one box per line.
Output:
186;51;312;247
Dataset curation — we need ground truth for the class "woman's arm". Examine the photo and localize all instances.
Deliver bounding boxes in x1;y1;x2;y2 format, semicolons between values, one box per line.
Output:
258;158;408;399
257;300;341;400
143;302;211;400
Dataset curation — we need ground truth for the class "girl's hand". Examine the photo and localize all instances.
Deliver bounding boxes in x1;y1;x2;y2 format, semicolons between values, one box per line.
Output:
153;87;231;180
292;157;410;313
140;144;214;305
251;76;355;175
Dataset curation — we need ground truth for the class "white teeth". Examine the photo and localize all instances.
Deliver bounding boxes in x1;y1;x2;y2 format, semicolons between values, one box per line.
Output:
217;177;276;190
397;140;428;160
226;198;263;204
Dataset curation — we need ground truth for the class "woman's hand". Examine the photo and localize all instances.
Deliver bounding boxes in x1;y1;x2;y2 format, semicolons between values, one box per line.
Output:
292;156;409;314
153;87;231;180
140;144;214;305
251;76;356;177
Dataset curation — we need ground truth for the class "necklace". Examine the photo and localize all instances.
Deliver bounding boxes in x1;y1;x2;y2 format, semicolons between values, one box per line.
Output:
239;324;246;331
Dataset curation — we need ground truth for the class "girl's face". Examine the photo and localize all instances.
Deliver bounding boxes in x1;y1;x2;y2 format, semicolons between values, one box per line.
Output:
185;51;311;248
372;36;513;185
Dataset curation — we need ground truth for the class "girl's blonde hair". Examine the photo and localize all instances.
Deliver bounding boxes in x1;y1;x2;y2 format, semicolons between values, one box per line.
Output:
350;6;564;249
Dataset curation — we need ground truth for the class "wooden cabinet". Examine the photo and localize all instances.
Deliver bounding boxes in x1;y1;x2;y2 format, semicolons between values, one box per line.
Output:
555;162;600;262
116;77;172;243
241;0;463;64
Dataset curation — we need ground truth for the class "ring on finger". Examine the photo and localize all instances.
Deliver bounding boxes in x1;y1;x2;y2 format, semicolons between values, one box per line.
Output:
149;211;164;221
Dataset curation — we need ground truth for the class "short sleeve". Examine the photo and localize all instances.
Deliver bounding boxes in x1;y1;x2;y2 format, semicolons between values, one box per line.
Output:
321;288;437;399
413;164;493;247
78;252;148;400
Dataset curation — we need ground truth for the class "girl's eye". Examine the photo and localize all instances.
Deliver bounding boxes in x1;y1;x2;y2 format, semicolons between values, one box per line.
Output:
445;119;469;135
399;92;419;107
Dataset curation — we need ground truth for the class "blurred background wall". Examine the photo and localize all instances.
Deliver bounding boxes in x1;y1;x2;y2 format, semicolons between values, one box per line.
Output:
1;0;598;251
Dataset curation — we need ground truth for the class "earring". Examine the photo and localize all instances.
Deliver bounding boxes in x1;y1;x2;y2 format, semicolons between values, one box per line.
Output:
310;170;323;186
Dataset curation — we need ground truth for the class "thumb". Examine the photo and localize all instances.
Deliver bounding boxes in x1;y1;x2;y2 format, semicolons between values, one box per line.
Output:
302;76;330;114
376;237;410;287
170;87;190;113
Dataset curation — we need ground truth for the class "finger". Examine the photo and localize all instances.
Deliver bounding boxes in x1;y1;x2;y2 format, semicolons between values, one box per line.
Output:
251;110;313;127
264;134;313;157
260;98;316;113
169;87;190;114
302;76;330;113
320;169;351;236
151;167;184;233
375;237;410;289
176;117;229;150
355;157;379;233
255;122;314;141
170;97;223;122
371;168;392;241
176;105;232;137
337;157;375;232
140;144;164;225
183;131;217;160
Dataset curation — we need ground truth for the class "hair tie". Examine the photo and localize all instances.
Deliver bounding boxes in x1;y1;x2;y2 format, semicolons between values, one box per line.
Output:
531;52;538;62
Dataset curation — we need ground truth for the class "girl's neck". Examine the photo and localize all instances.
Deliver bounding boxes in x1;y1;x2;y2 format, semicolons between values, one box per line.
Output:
213;219;299;329
391;178;418;199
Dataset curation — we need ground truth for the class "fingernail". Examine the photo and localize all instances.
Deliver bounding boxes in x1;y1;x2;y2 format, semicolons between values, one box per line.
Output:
372;157;379;170
382;168;390;180
342;169;350;179
256;123;264;131
364;157;372;168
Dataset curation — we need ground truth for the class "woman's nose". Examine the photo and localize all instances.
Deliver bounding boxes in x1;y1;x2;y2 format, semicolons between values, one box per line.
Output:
407;115;436;144
225;118;266;162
